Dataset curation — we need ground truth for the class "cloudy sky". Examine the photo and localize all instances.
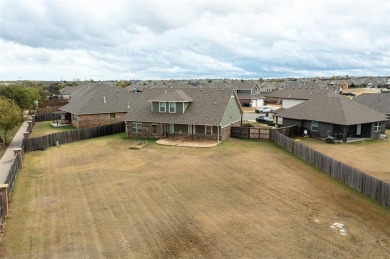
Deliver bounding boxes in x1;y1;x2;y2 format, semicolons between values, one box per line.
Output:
0;0;389;80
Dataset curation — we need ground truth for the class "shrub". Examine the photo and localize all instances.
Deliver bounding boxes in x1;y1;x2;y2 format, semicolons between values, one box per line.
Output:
243;122;255;127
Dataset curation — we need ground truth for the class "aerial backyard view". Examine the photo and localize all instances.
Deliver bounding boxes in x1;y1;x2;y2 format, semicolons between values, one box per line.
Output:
0;134;389;258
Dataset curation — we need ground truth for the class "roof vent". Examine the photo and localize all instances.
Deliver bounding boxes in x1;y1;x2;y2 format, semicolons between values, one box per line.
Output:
103;96;106;103
127;102;130;108
222;88;224;91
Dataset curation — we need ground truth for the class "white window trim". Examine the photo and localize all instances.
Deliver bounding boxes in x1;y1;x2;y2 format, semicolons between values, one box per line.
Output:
374;122;381;132
159;102;166;112
169;102;176;113
132;122;142;133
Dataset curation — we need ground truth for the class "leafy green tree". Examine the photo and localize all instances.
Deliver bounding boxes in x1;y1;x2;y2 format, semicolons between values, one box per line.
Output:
0;97;23;145
48;83;61;95
0;85;42;111
116;80;131;88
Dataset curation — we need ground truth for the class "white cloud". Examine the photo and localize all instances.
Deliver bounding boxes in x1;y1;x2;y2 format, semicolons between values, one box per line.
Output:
0;0;389;80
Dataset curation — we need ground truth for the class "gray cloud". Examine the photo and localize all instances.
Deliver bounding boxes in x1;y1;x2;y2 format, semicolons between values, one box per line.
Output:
0;0;389;80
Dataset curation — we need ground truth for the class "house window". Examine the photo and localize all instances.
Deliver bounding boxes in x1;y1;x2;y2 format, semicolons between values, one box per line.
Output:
195;125;205;134
72;114;78;122
169;102;176;113
206;126;212;135
311;121;318;131
174;124;188;133
109;113;115;118
132;122;142;133
374;122;381;132
151;124;158;134
159;102;166;112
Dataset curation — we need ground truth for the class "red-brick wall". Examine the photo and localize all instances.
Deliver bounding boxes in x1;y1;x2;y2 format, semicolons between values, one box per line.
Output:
73;113;126;128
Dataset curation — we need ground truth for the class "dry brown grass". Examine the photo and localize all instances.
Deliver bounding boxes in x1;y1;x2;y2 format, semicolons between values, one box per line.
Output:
349;88;381;96
1;134;389;258
297;131;390;183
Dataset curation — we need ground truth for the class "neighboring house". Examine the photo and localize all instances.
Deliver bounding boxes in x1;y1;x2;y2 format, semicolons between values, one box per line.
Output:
236;92;265;107
275;93;388;142
232;81;262;107
354;93;390;128
263;88;333;108
123;88;243;141
59;84;87;99
60;85;132;128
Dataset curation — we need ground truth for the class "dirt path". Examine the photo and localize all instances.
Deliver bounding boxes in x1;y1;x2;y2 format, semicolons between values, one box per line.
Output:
1;135;389;258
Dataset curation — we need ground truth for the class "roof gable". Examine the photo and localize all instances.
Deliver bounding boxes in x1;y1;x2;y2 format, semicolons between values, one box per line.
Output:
149;89;193;102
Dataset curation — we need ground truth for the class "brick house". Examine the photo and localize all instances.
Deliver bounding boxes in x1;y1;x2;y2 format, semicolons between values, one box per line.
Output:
60;84;132;128
123;88;243;141
275;93;388;142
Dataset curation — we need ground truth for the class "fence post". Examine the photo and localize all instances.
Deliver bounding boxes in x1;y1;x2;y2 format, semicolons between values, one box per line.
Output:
31;115;36;126
0;184;8;218
13;148;22;168
27;121;33;133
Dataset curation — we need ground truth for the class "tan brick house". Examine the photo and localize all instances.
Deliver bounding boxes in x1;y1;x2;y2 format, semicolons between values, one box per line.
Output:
123;88;243;141
60;84;132;128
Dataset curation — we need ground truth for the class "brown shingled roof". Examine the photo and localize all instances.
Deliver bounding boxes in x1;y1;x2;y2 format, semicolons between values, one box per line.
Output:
149;89;193;102
123;88;241;126
276;93;388;125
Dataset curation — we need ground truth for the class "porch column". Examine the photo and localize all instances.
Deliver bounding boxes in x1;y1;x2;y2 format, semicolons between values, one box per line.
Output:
0;184;9;218
217;125;220;142
342;126;348;143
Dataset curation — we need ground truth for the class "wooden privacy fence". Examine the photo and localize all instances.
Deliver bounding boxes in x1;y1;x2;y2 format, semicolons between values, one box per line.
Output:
231;125;298;140
35;113;60;122
272;130;390;207
22;122;125;153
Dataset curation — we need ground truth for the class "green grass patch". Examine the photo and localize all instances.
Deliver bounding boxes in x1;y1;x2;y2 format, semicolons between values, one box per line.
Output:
29;121;75;138
0;123;22;158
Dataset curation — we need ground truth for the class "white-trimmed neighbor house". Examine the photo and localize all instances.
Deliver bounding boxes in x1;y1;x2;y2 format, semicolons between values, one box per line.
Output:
123;88;243;141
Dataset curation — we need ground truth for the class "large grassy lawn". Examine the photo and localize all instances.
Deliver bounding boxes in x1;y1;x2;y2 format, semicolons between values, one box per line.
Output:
1;135;389;258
